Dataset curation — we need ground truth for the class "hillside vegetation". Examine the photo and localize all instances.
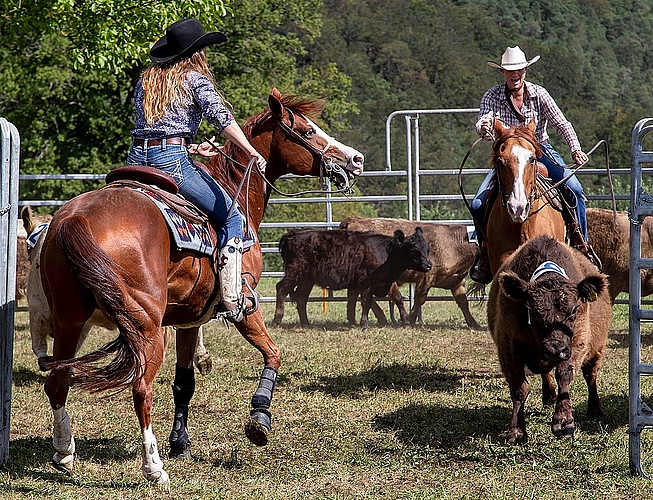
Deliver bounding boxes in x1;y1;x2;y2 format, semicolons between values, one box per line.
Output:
1;0;651;216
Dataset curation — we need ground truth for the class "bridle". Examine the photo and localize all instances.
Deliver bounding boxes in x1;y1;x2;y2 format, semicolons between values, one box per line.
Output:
274;107;356;195
494;134;541;213
207;102;358;234
209;107;356;200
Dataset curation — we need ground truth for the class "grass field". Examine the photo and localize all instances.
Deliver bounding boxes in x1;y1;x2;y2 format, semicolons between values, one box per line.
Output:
4;282;653;499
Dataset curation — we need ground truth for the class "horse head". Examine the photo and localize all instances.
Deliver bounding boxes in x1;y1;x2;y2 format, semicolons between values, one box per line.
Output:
492;118;542;223
261;88;364;190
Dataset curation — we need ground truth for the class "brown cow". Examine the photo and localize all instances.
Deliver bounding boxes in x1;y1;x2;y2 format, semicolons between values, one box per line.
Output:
273;227;432;329
586;207;653;302
339;216;481;329
488;235;611;444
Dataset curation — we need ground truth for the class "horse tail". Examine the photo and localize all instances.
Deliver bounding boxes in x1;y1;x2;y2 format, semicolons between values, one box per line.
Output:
46;215;145;394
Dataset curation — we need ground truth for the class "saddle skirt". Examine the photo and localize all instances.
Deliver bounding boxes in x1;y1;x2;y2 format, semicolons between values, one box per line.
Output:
101;177;257;256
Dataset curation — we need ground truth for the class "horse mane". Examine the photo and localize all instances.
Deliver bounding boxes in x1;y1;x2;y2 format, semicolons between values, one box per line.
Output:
492;123;542;163
221;92;325;162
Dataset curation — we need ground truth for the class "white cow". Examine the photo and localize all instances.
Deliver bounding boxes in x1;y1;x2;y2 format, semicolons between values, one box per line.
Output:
21;206;213;374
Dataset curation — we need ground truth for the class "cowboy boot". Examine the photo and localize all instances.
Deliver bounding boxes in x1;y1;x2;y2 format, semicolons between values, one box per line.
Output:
470;241;492;284
216;237;259;323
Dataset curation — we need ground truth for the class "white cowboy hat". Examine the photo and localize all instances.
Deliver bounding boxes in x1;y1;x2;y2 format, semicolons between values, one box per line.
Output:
487;46;540;71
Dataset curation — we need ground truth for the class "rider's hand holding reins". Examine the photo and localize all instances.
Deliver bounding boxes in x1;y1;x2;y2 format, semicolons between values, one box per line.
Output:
190;136;221;157
479;118;494;141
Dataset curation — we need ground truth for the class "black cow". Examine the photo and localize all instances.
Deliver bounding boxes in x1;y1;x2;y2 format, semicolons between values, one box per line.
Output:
272;227;432;329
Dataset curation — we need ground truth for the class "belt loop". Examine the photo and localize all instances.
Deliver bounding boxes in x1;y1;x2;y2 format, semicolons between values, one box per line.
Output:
162;138;167;151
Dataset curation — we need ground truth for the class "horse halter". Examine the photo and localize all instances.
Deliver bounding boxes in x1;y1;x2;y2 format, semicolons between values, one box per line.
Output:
275;107;355;194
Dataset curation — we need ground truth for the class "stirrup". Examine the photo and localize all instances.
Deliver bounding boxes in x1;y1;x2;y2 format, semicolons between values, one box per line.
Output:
469;248;492;285
219;279;260;324
242;278;260;316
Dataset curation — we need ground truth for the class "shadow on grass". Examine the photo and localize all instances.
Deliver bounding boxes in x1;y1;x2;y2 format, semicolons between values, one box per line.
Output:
2;435;143;488
12;367;47;387
301;361;500;397
373;394;627;452
373;402;507;448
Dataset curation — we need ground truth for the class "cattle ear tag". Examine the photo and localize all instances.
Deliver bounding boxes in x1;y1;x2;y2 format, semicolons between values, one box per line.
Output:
586;290;598;303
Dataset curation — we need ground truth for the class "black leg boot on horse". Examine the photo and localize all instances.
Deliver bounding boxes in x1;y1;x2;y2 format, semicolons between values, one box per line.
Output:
215;236;260;323
469;188;497;285
558;185;602;270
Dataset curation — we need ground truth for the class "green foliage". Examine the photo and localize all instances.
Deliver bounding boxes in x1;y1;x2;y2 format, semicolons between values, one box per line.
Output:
0;0;228;72
2;0;652;215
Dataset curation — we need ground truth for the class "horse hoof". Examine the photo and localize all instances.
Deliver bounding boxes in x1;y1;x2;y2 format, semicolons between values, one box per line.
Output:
552;421;575;438
38;356;53;372
195;354;213;376
145;469;170;489
244;418;269;447
169;443;192;460
51;453;74;475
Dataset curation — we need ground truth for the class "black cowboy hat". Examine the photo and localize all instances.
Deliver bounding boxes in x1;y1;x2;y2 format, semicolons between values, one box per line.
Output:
149;18;227;64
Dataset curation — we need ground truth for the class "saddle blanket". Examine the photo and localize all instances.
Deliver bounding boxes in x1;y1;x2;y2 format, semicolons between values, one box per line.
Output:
26;222;49;251
138;188;257;256
27;189;257;257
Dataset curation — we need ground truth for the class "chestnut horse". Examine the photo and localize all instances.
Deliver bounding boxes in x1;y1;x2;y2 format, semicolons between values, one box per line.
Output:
485;118;566;412
39;88;364;486
486;118;565;275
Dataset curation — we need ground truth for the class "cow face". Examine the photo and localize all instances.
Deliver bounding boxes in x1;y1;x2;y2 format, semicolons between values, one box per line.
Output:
499;270;606;362
392;227;432;273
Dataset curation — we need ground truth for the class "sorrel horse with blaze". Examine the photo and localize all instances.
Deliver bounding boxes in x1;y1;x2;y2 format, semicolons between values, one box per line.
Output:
39;88;364;486
485;117;567;416
486;117;565;274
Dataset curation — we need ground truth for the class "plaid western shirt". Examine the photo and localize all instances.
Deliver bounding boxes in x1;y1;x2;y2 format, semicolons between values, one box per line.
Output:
475;81;581;154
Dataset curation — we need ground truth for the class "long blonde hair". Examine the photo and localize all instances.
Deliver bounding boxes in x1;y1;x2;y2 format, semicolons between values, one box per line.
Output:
141;50;220;125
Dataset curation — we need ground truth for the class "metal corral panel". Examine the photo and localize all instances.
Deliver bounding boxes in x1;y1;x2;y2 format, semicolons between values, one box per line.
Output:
629;118;653;476
0;118;20;467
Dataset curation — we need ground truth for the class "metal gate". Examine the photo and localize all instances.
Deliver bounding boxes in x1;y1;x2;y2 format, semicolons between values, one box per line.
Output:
629;117;653;475
0;118;20;467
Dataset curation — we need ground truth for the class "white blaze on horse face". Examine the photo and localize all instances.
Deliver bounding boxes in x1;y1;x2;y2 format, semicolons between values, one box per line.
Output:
308;118;365;176
506;144;533;223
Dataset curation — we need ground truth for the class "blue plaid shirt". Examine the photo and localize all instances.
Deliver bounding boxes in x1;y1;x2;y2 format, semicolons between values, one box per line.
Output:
475;81;582;154
131;71;235;142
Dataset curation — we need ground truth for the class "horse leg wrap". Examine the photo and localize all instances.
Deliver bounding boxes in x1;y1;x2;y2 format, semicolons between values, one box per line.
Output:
250;366;277;430
52;406;75;474
169;365;195;459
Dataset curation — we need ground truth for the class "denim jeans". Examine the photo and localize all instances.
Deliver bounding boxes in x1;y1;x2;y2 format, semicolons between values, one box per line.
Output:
470;142;587;241
127;139;243;248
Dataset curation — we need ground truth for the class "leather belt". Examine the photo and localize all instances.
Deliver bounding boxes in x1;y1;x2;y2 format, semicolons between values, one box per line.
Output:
132;137;188;147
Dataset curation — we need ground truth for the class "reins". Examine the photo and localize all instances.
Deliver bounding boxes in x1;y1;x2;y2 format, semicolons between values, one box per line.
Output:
458;132;617;227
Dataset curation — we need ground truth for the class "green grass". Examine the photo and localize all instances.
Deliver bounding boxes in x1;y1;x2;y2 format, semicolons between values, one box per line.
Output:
4;283;653;499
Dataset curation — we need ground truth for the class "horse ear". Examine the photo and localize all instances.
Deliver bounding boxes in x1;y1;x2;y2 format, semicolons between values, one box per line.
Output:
269;88;284;119
493;117;505;135
526;118;537;132
499;271;528;302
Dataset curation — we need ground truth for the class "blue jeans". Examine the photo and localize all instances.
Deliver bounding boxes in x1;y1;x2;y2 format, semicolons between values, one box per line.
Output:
127;140;243;248
470;142;587;241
